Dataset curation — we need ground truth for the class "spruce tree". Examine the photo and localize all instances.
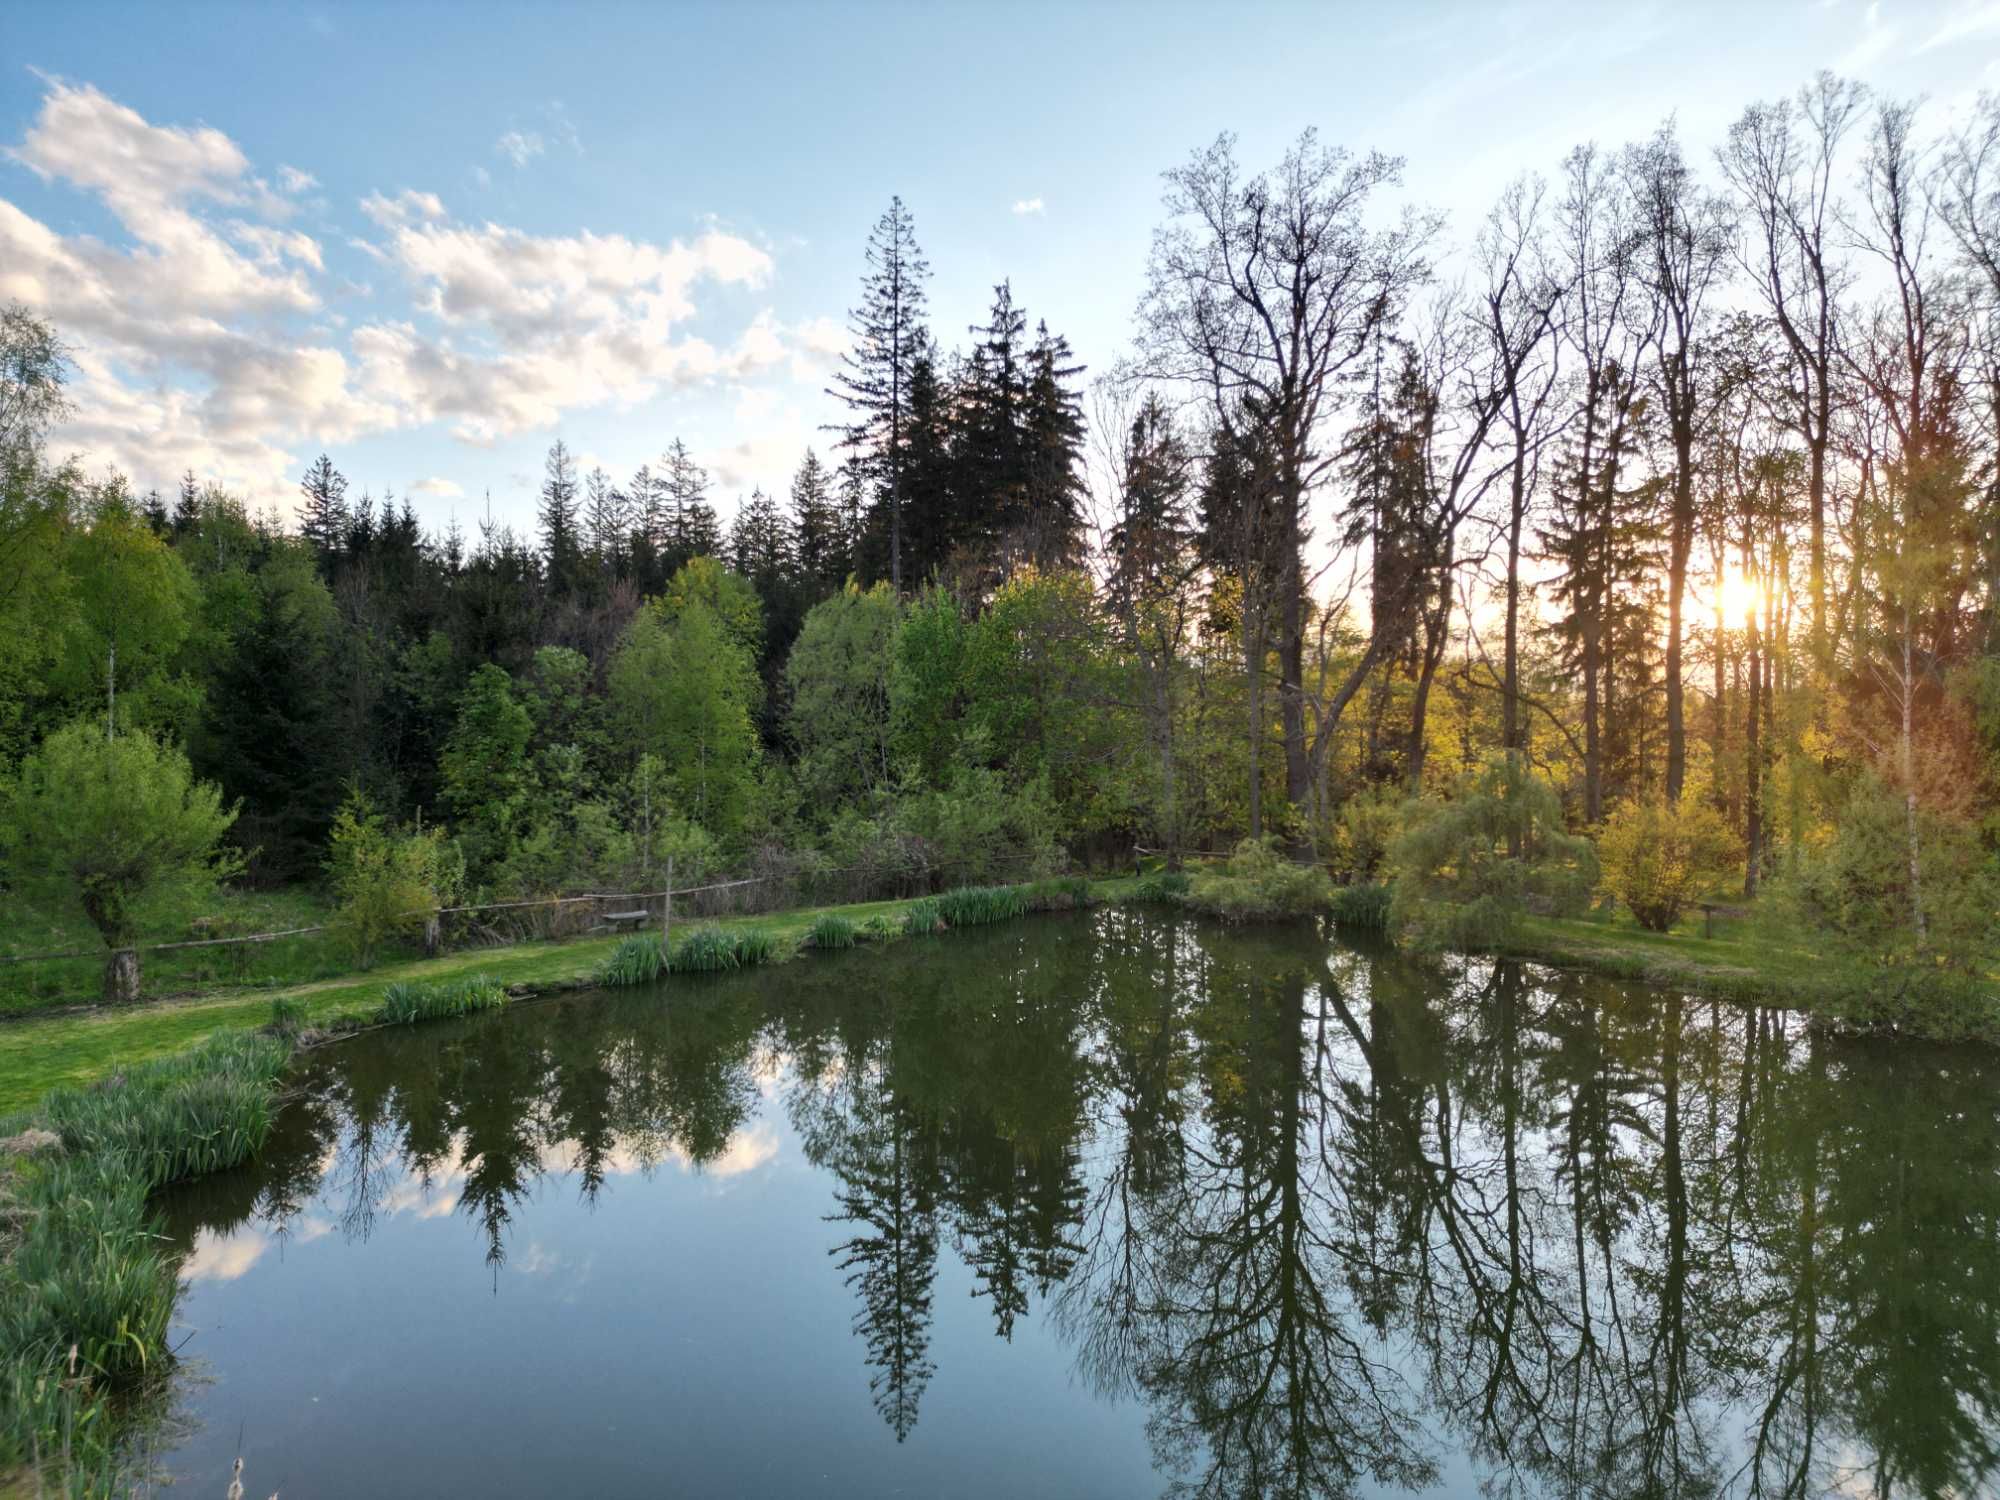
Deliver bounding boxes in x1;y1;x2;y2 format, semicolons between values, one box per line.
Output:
898;350;958;584
1020;319;1088;569
728;486;794;595
172;469;202;534
958;283;1031;562
298;453;350;562
583;464;629;578
829;196;930;591
790;448;845;592
662;439;720;566
538;439;583;596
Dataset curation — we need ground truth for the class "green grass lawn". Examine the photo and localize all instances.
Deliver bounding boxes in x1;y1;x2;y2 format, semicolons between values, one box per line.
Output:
0;884;1134;1117
1506;901;1814;1001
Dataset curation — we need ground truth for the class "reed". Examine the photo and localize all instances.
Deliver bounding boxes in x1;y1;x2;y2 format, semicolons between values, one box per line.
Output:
1329;882;1393;929
902;898;945;936
1131;870;1192;905
935;884;1029;928
805;913;856;950
375;974;507;1025
667;926;742;973
599;935;666;986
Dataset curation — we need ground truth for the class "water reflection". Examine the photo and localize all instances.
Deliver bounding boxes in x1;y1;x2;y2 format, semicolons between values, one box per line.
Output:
162;910;2000;1498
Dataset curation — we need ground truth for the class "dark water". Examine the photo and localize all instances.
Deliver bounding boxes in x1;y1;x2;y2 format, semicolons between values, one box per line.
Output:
155;910;2000;1498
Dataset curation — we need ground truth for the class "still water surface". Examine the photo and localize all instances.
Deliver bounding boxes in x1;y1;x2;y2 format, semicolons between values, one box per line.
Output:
158;910;2000;1497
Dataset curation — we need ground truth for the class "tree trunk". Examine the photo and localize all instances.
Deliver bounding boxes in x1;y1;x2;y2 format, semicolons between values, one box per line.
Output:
1665;450;1693;804
1744;594;1762;899
105;947;140;1004
1901;613;1926;942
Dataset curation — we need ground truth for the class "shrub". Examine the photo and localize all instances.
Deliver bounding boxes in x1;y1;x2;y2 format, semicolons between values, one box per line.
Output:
860;916;895;942
1595;797;1739;932
376;974;506;1026
936;884;1029;927
1329;882;1393;929
1131;870;1192;905
268;995;308;1036
1388;755;1597;950
1185;839;1334;922
600;935;665;987
903;898;945;936
807;913;856;950
325;791;461;968
1333;785;1404;883
665;926;776;973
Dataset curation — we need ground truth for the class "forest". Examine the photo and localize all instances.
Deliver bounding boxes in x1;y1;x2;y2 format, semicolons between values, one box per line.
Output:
3;76;1999;1030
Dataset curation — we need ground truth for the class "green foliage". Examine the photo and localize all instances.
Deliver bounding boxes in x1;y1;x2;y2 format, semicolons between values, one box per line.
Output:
1329;882;1394;929
936;884;1030;927
600;935;666;987
1596;797;1739;932
1388;755;1598;950
1131;869;1193;905
903;897;945;936
1333;785;1404;883
1186;838;1335;922
806;912;857;950
892;753;1063;884
890;587;969;782
608;595;762;841
0;721;241;997
57;491;198;735
441;663;535;877
1772;776;2000;1034
268;995;307;1035
786;583;901;813
375;974;507;1025
325;791;460;967
1023;875;1092;911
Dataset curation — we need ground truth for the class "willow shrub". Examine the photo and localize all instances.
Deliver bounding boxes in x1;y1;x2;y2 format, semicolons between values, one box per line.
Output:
1595;797;1739;931
1389;755;1597;951
1185;839;1334;923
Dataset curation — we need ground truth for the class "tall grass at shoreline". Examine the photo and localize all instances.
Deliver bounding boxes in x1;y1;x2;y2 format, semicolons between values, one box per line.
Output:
376;974;507;1026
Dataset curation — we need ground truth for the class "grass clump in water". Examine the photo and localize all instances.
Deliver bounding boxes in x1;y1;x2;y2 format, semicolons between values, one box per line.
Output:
666;926;777;974
600;935;666;986
903;898;945;936
376;974;506;1026
806;913;856;950
936;885;1029;928
1024;876;1092;912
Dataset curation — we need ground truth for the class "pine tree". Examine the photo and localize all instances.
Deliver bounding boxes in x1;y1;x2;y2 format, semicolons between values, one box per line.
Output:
538;439;583;596
790;448;845;592
828;196;930;591
298;453;350;562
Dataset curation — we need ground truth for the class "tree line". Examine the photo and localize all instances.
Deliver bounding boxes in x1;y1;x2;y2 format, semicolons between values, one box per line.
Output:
2;77;1998;1014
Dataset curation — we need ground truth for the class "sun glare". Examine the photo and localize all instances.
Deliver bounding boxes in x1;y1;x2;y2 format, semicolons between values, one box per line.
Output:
1717;569;1761;623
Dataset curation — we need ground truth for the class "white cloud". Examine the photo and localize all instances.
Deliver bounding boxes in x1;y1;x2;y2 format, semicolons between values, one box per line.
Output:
1;79;824;513
496;129;544;168
1011;197;1046;216
1917;1;2000;52
411;476;464;497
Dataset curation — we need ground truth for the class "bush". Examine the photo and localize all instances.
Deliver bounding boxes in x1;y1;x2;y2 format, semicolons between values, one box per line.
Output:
806;913;856;950
1131;870;1192;905
1023;875;1091;912
375;974;506;1025
325;791;462;968
903;898;945;936
1388;755;1597;950
1333;786;1404;883
1595;797;1739;932
1185;839;1334;922
1329;882;1393;929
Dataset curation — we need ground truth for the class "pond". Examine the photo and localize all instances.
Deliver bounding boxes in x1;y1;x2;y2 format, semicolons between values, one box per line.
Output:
156;909;2000;1498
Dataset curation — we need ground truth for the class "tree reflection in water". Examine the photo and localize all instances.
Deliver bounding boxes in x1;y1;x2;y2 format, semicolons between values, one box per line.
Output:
163;909;2000;1499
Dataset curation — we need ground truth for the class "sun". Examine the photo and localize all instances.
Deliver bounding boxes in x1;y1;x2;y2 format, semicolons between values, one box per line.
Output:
1717;568;1761;623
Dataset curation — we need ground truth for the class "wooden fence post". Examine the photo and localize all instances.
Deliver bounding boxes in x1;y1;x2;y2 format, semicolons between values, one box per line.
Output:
663;855;675;957
424;909;442;959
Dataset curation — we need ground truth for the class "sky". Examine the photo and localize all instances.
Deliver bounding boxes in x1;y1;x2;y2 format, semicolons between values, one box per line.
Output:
3;0;1997;540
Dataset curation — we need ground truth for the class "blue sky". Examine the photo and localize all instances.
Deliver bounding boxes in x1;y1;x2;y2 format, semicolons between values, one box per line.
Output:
3;0;1996;538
